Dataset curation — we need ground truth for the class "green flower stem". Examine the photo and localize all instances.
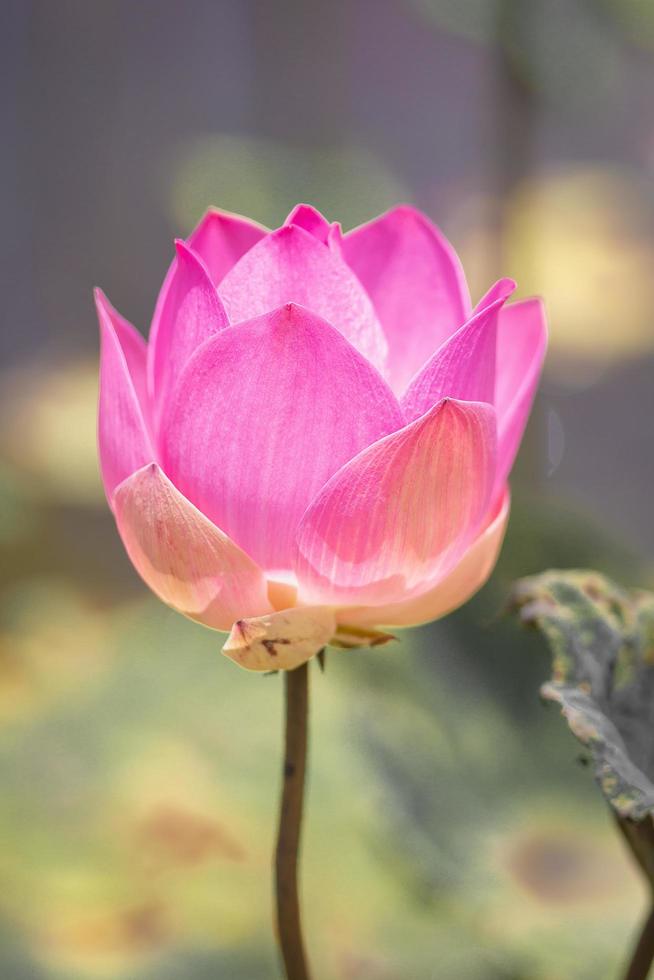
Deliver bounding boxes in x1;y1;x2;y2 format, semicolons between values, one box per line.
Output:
624;904;654;980
274;661;312;980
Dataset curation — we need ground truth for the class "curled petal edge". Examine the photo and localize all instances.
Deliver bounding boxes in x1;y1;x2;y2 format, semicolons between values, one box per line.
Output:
222;606;337;672
222;607;396;672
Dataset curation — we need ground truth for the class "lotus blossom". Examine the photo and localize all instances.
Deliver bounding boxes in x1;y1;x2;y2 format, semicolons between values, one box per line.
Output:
97;204;547;670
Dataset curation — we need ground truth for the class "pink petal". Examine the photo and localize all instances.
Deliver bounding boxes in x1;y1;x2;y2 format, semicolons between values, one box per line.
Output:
96;289;155;502
186;207;268;286
95;290;149;419
342;205;471;394
147;242;228;427
161;303;404;571
113;463;272;631
472;277;516;315
284;204;344;256
337;489;510;627
145;209;265;410
218;224;388;371
495;298;548;487
295;398;497;607
284;203;332;243
401;280;515;423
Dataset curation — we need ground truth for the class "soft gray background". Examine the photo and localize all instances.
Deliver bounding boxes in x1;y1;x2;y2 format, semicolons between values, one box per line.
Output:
2;3;654;979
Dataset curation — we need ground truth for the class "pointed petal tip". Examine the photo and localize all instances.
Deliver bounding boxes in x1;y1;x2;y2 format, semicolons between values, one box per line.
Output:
173;238;197;261
222;616;264;653
237;302;309;334
284;203;333;239
141;460;161;479
94;289;146;350
94;287;114;321
173;238;215;277
284;202;318;220
95;293;117;338
268;222;322;246
272;223;297;240
432;397;497;435
173;238;218;279
149;234;228;415
269;301;313;323
435;394;492;418
111;460;155;499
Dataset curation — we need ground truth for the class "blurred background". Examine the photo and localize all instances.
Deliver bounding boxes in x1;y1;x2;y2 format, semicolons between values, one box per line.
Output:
2;1;654;977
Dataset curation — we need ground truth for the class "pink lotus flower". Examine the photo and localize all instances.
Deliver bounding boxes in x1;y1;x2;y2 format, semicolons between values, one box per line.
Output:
97;204;546;670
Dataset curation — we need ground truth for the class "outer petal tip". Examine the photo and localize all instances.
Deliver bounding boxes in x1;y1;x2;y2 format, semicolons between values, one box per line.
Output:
172;237;214;277
97;291;154;501
173;237;190;258
402;279;517;423
94;287;121;325
148;237;228;419
284;203;340;248
272;223;295;241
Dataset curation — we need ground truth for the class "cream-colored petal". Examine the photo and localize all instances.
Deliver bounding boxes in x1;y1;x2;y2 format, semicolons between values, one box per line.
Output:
113;463;272;631
222;607;337;672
